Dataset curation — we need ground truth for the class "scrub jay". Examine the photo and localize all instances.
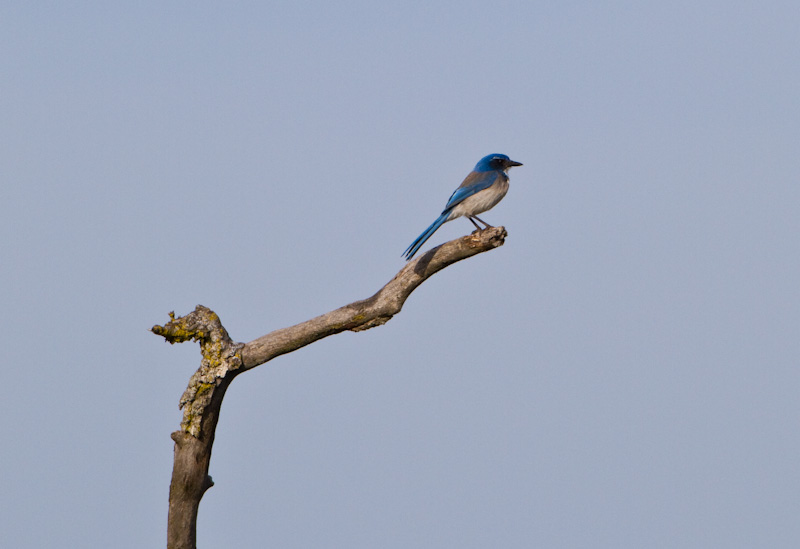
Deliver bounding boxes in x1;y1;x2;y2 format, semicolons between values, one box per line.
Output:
403;153;523;260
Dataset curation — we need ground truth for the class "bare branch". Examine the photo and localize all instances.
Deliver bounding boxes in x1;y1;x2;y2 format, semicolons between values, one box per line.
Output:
240;226;506;369
151;226;506;549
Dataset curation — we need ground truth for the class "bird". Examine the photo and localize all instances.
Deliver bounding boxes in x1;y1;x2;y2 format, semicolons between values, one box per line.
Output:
402;153;523;260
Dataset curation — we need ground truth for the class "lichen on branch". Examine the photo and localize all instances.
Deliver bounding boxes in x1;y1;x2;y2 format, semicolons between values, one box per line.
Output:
152;305;244;437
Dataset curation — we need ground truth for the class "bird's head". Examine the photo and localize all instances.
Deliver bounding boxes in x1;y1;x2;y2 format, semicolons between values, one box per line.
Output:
474;154;523;173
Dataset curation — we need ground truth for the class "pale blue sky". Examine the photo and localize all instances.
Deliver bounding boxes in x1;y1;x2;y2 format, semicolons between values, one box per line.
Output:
2;2;799;547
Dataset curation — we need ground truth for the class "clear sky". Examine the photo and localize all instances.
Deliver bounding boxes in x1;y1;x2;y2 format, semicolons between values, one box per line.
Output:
2;1;798;547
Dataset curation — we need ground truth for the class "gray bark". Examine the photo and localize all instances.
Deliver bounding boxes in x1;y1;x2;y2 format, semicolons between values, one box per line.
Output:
152;227;507;549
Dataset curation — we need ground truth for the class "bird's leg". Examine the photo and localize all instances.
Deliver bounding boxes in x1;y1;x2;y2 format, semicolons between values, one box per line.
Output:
471;215;493;229
467;217;483;231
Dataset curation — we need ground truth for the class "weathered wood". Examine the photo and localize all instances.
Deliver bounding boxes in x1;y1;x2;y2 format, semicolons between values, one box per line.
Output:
241;227;507;368
152;227;507;549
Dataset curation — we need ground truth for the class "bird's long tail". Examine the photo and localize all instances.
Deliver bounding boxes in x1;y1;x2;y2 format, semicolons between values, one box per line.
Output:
403;213;449;260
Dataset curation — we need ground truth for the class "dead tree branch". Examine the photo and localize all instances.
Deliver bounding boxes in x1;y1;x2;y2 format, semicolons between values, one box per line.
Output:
152;226;507;549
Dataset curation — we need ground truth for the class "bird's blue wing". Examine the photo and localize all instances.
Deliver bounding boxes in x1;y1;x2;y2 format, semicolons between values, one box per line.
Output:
442;170;499;212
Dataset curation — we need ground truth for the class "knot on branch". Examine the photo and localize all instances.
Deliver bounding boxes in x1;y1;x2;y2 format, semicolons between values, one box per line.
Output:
153;305;244;438
349;315;392;332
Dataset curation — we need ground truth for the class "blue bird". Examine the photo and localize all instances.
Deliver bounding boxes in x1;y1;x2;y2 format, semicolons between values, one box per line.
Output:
403;153;523;260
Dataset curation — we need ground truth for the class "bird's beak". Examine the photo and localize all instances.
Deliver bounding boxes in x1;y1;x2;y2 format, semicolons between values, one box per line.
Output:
508;160;523;167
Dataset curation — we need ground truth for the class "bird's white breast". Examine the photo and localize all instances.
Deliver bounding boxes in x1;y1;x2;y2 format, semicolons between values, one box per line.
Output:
449;175;510;220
